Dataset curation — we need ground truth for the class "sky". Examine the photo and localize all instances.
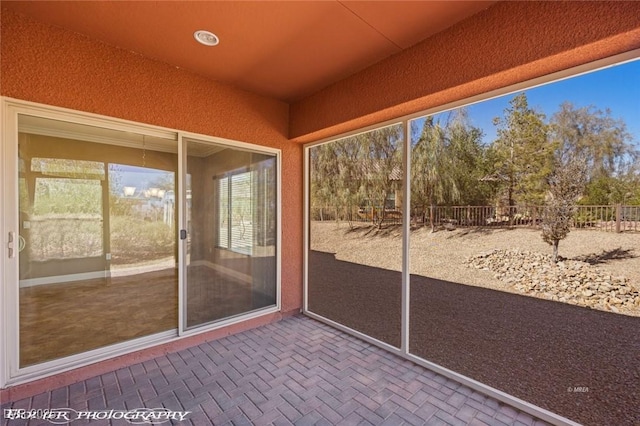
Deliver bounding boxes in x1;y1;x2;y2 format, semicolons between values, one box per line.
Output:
109;164;173;195
415;58;640;146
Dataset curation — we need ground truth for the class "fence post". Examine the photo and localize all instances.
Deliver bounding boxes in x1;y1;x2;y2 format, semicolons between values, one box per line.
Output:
532;205;537;228
616;204;622;233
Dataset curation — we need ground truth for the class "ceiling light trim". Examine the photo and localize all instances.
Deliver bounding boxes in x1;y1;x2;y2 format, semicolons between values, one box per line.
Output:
194;30;219;46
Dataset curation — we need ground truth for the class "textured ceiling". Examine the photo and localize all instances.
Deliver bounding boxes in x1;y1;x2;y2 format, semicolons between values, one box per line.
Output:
3;1;496;102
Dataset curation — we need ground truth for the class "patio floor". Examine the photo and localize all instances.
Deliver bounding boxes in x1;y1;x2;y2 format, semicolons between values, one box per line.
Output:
2;315;551;426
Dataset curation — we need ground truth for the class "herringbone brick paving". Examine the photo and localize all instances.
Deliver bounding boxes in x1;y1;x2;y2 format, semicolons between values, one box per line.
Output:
2;315;551;425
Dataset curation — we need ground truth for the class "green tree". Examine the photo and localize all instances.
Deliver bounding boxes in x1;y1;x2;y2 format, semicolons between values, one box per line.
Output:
411;116;459;231
310;125;402;229
619;159;640;205
310;136;368;227
362;125;403;229
310;142;339;219
446;110;493;206
551;102;634;177
550;102;638;204
490;93;554;207
580;174;639;205
334;136;368;226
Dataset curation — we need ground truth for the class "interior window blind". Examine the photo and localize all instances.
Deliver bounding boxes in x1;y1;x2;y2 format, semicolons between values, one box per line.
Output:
230;171;253;255
218;176;229;249
217;170;255;255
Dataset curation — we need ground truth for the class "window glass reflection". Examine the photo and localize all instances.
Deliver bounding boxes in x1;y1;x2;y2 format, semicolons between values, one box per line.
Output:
18;117;178;367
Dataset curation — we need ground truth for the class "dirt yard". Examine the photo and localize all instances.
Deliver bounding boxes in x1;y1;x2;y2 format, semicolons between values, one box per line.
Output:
311;221;640;314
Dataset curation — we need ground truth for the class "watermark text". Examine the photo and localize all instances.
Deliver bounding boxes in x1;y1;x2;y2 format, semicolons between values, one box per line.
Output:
4;408;190;424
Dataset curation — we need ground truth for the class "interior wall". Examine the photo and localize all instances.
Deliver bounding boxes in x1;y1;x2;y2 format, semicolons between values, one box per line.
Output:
289;1;640;143
0;8;303;314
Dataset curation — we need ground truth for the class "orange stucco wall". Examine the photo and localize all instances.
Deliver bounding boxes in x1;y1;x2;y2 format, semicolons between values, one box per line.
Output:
289;1;640;143
1;7;302;399
0;8;303;318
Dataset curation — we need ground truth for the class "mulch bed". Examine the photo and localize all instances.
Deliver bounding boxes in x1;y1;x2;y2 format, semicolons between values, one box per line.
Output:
308;250;640;426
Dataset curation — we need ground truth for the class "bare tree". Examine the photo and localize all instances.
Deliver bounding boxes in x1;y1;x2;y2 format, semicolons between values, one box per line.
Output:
541;156;588;262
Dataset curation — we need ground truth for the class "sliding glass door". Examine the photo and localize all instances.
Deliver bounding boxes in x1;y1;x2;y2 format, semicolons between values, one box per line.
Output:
2;101;280;381
16;115;179;367
183;139;278;329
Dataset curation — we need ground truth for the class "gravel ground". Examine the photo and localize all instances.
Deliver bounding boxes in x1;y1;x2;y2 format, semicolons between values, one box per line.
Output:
311;221;640;315
308;221;640;426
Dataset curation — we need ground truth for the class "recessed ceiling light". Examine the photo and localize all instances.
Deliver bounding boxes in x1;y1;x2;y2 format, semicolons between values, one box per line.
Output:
194;30;219;46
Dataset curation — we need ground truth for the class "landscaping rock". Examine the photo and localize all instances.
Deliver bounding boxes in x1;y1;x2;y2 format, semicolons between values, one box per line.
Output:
466;249;640;315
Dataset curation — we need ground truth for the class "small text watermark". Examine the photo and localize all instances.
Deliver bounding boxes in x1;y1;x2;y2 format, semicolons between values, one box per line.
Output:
567;386;589;393
3;408;190;424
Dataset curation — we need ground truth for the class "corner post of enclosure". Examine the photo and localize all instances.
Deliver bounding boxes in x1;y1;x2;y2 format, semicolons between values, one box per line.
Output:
401;119;411;355
303;145;310;314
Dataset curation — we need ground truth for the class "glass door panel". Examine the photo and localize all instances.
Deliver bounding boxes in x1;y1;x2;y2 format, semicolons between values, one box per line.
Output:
184;139;277;329
17;115;178;367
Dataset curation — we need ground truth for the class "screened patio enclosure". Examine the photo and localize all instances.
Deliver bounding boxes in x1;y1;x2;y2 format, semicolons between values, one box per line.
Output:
305;57;640;426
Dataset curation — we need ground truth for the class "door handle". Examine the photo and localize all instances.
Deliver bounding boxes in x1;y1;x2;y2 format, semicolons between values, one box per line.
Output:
7;232;15;258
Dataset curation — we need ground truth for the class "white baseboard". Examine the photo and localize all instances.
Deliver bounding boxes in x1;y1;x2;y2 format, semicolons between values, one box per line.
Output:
19;271;109;288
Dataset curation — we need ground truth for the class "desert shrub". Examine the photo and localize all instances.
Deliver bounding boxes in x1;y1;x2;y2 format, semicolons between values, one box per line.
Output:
110;216;174;263
27;215;102;260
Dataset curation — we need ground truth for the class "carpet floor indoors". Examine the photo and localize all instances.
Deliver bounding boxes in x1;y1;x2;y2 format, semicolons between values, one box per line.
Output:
19;265;274;367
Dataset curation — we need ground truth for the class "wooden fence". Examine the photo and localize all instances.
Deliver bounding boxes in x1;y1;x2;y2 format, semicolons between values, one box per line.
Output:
310;204;640;232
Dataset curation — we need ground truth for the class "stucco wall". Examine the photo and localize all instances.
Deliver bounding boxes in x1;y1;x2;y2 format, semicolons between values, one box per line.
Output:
0;8;303;315
289;1;640;143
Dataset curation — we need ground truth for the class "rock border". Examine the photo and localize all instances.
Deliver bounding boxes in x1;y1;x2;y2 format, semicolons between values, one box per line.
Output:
467;249;640;315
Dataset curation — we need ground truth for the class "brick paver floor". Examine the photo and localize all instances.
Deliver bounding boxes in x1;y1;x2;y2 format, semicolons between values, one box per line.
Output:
2;315;551;425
